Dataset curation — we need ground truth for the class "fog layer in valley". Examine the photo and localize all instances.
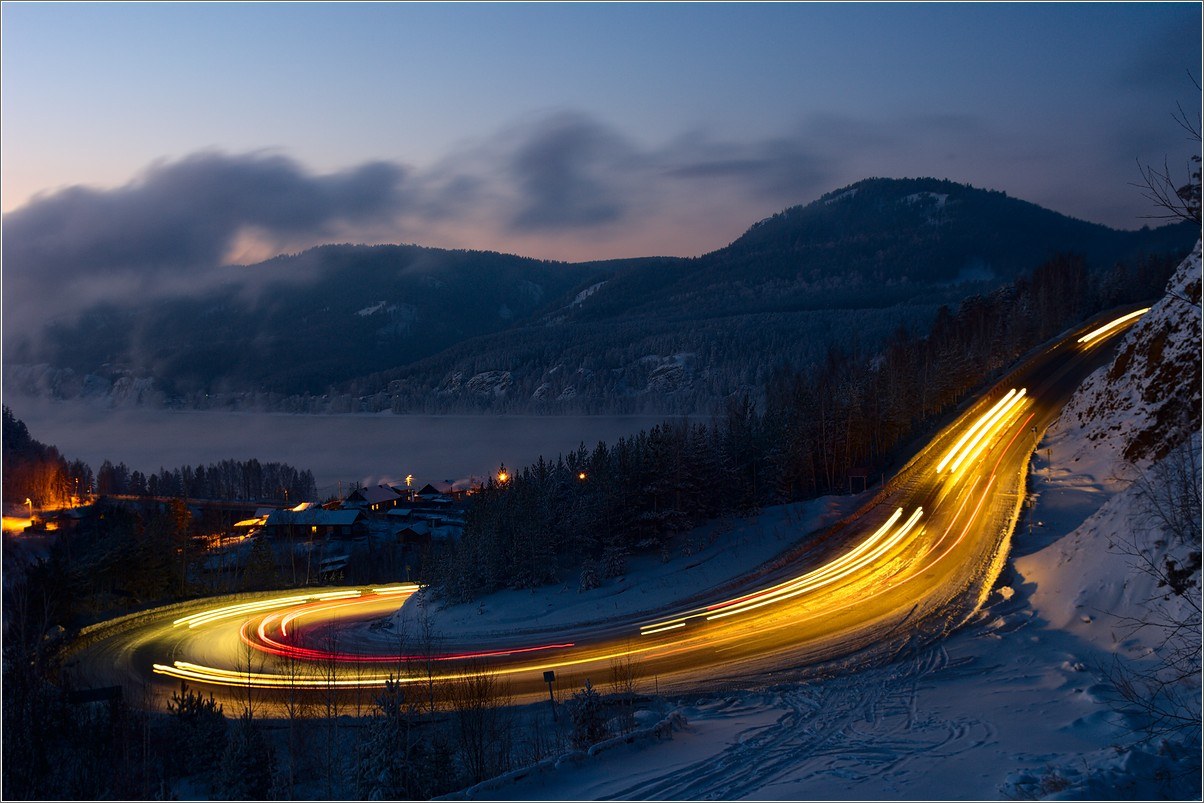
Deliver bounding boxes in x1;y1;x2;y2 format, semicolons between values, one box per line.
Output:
8;396;670;496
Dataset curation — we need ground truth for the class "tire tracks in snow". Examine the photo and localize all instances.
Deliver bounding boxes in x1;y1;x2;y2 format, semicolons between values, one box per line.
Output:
604;644;994;800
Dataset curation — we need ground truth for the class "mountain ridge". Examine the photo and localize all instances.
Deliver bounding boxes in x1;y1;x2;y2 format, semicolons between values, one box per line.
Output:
6;177;1196;414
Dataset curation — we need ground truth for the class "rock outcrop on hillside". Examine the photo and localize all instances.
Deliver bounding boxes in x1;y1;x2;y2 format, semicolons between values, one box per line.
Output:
1056;240;1202;465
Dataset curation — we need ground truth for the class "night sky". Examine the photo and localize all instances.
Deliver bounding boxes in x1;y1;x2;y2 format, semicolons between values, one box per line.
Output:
2;2;1199;271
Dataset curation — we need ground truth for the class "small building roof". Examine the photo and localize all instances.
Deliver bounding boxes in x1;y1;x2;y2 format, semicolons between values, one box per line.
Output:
345;485;402;506
265;509;362;527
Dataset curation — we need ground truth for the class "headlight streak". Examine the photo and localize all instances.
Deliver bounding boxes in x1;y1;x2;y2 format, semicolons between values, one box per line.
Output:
238;592;575;664
278;593;411;637
901;410;1035;586
945;389;1028;474
702;473;999;655
691;405;1037;655
705;508;923;622
153;638;667;690
638;509;903;633
706;509;906;613
640;621;686;636
174;589;363;629
936;389;1017;473
639;507;917;634
248;614;577;664
371;584;422;595
943;392;1030;474
1076;308;1150;345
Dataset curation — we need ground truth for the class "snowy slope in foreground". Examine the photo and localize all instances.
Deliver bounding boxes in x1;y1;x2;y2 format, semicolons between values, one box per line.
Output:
451;244;1202;801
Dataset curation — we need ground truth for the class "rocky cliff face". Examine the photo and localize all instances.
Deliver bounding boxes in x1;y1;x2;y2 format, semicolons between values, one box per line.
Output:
1056;240;1202;465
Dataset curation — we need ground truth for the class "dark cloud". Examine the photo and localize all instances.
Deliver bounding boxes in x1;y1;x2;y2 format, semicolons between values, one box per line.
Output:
507;112;632;231
5;151;406;279
501;111;869;232
662;134;833;203
3;151;407;336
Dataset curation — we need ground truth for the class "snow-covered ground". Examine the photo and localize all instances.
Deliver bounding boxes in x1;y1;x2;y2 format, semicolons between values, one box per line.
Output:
433;244;1203;801
376;492;867;645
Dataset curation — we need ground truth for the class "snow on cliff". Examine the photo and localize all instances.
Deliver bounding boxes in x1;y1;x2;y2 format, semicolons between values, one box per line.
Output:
1055;239;1201;466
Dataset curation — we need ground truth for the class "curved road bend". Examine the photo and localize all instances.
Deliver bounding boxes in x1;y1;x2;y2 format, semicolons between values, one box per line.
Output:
67;308;1144;711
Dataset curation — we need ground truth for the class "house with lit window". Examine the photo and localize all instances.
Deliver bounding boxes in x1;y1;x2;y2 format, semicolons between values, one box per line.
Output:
263;508;366;539
342;484;404;512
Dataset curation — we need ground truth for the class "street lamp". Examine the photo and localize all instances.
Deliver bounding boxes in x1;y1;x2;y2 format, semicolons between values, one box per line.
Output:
24;498;33;520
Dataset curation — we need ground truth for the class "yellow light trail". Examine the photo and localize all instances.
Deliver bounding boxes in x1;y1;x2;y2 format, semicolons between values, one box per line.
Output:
640;507;919;633
372;584;422;595
947;389;1027;473
277;585;420;636
174;589;367;629
153;636;670;689
936;389;1017;473
639;508;904;633
1077;308;1149;344
706;507;923;621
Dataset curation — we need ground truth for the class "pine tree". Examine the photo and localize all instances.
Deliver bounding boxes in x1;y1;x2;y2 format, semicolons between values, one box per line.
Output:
568;679;610;749
216;712;274;799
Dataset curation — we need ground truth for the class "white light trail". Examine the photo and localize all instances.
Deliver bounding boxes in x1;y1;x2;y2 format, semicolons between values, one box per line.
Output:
1077;308;1150;344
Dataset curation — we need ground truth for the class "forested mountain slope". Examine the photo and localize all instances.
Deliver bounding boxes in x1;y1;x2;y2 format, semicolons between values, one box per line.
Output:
6;178;1195;414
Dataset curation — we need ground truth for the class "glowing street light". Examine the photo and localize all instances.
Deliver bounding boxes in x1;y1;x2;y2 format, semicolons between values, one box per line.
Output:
24;498;33;519
577;471;587;481
497;467;509;484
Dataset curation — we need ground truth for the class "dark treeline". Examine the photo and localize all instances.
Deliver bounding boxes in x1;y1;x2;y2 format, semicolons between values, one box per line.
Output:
432;250;1180;601
94;457;317;503
3;406;92;509
4;406;317;507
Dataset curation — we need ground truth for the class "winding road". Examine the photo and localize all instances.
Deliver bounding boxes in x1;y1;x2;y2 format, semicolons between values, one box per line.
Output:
66;309;1144;712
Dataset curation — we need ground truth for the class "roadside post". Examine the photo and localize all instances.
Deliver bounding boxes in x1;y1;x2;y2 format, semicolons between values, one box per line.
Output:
543;670;557;721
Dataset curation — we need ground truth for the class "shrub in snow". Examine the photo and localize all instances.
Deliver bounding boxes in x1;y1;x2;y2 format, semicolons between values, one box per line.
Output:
165;680;227;780
217;712;274;800
353;680;431;800
568;680;611;749
602;547;627;578
578;559;600;592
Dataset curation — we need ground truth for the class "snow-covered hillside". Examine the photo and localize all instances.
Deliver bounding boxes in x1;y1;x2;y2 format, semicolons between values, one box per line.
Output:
1058;240;1201;465
437;243;1203;801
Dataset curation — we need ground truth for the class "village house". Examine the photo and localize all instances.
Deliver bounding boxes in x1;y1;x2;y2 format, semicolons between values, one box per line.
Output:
264;507;366;540
395;520;431;548
342;484;404;512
